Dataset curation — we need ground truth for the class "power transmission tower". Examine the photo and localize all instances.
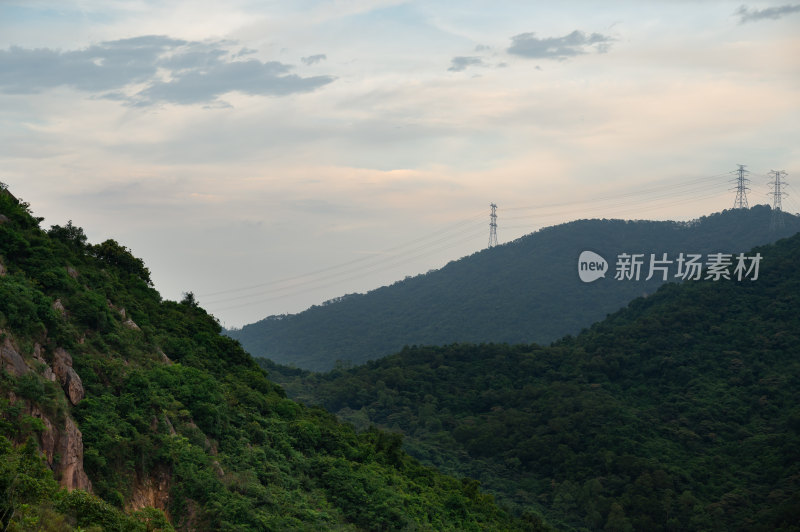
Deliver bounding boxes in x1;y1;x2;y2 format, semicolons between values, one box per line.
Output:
488;203;498;248
768;170;788;231
732;164;750;209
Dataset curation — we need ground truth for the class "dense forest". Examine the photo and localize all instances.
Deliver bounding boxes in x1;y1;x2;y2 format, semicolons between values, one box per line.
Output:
0;186;539;530
230;205;800;371
262;231;800;531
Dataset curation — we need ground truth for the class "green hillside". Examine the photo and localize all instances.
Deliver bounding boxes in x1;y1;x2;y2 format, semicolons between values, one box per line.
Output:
230;206;800;371
0;186;536;531
263;230;800;531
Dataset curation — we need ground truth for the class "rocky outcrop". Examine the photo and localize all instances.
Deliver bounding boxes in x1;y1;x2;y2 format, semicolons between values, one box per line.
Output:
108;300;127;319
212;460;225;479
32;343;56;382
24;404;92;492
52;299;66;317
0;336;29;376
0;256;6;276
0;213;8;224
126;465;172;519
150;413;177;435
52;347;85;405
159;349;173;365
164;414;177;435
33;406;57;459
123;319;141;330
66;266;79;279
43;366;56;382
58;416;92;491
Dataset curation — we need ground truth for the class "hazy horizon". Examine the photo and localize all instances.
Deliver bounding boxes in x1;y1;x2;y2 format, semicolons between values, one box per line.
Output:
2;1;798;327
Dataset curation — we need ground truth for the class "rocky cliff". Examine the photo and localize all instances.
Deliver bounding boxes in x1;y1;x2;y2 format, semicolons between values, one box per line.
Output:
1;333;91;492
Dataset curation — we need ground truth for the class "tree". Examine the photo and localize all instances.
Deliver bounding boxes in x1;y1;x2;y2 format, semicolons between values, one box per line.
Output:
90;239;152;285
48;221;88;250
181;292;198;307
604;503;633;532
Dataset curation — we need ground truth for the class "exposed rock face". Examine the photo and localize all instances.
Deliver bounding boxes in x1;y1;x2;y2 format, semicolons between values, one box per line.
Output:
24;404;92;492
212;460;224;479
0;340;90;495
123;319;141;330
126;465;171;519
42;366;56;382
32;406;57;458
52;299;66;317
52;347;85;405
66;266;79;279
32;343;56;382
0;257;6;276
58;416;92;491
0;336;29;376
159;349;173;365
164;414;177;435
150;414;177;435
108;300;127;319
0;213;8;224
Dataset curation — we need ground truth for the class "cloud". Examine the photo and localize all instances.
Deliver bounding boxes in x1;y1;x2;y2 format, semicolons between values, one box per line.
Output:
0;36;335;105
301;54;327;65
448;56;484;72
507;30;612;60
736;3;800;23
0;36;183;94
136;59;334;105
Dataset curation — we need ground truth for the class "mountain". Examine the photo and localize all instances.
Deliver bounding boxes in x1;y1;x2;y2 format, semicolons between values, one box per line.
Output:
262;230;800;531
229;206;800;371
0;186;537;531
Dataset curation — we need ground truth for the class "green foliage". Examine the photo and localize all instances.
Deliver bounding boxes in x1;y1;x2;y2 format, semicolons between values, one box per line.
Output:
0;274;56;339
230;205;800;371
48;221;88;251
68;290;114;332
265;231;800;531
90;239;152;286
1;190;529;530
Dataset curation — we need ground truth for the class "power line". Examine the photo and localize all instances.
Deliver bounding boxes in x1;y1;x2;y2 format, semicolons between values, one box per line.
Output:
203;222;485;306
503;179;727;223
504;171;731;214
782;183;800;214
198;210;486;298
212;226;487;312
501;189;727;233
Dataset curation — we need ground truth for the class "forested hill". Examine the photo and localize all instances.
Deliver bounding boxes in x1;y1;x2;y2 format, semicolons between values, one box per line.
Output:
263;231;800;531
230;205;800;371
0;187;536;531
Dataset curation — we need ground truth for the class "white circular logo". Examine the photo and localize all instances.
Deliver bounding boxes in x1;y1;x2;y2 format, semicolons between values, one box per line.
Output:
578;251;608;283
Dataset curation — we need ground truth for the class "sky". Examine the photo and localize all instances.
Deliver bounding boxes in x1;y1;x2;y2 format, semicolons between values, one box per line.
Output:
1;0;798;327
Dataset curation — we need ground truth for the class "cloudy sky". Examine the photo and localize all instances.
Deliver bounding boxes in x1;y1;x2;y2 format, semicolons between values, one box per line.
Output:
1;1;798;327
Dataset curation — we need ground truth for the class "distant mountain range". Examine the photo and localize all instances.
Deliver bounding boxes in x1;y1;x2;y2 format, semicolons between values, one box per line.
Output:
229;205;800;371
262;229;800;531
